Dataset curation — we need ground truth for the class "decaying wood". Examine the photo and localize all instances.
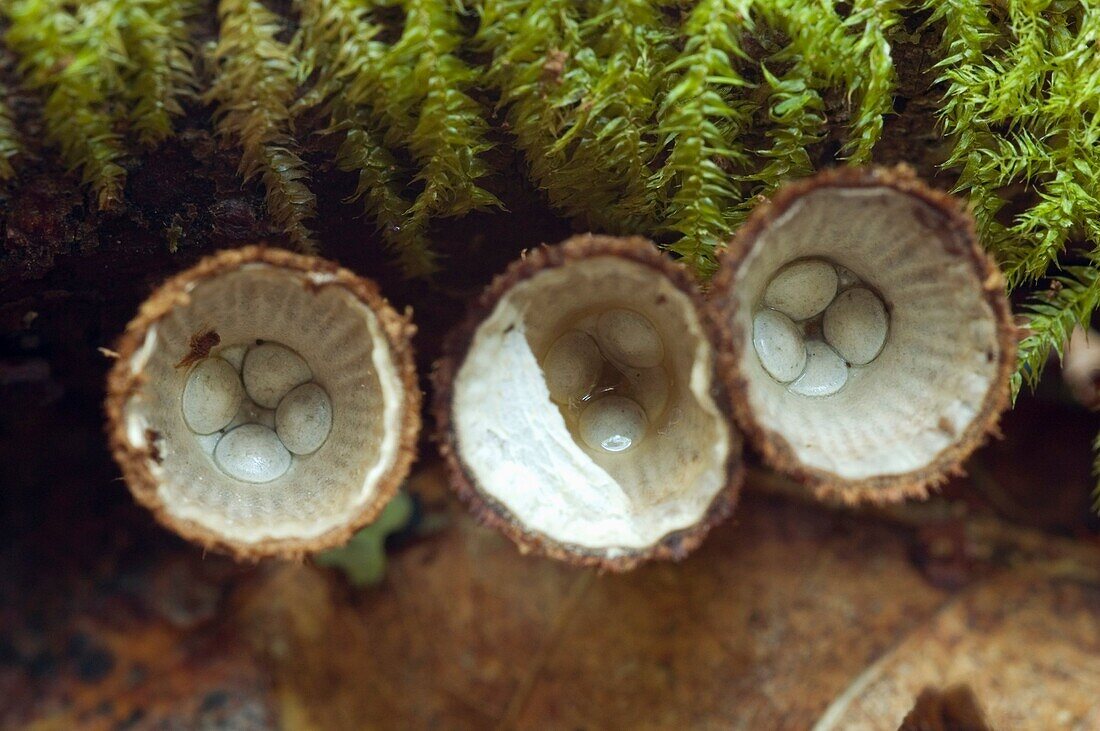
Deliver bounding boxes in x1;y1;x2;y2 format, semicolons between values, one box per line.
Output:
3;458;1098;729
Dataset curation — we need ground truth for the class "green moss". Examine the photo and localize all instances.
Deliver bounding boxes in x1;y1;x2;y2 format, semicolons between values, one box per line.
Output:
5;0;128;208
0;93;19;180
481;1;612;225
576;0;672;229
3;0;199;205
1013;264;1100;398
3;0;1100;407
475;0;907;275
651;0;752;276
206;0;317;252
842;0;904;163
119;0;198;147
295;0;499;275
296;0;432;274
926;0;1100;403
931;0;1099;283
380;0;501;266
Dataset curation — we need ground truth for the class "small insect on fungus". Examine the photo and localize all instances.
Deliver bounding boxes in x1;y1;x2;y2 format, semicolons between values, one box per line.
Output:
433;234;743;571
711;166;1016;504
175;327;221;368
105;246;420;558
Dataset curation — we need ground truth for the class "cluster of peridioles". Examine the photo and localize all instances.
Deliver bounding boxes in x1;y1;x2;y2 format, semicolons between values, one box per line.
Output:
542;308;670;454
753;258;889;397
106;166;1015;570
182;342;332;483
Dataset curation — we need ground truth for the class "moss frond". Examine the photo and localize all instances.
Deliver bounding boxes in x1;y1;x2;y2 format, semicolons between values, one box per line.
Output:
557;0;672;230
4;0;1100;426
479;0;589;213
925;0;997;68
338;127;439;277
928;0;1100;401
842;0;903;162
750;0;899;180
0;92;20;180
298;0;497;275
481;0;904;274
932;0;1100;287
641;0;902;273
751;62;821;191
294;0;384;117
383;0;500;217
479;0;667;233
650;0;753;276
119;0;199;147
296;0;435;276
206;0;316;252
5;0;129;208
1013;264;1100;400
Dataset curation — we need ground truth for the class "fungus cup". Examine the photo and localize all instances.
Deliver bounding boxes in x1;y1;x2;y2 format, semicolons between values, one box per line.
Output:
105;246;420;557
433;235;743;570
712;166;1016;503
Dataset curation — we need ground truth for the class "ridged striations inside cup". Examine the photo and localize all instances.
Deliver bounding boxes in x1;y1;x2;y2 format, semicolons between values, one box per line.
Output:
715;168;1014;501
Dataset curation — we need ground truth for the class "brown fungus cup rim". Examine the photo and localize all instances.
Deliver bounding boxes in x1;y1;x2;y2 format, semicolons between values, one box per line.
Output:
710;165;1017;505
104;245;421;559
432;234;744;571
